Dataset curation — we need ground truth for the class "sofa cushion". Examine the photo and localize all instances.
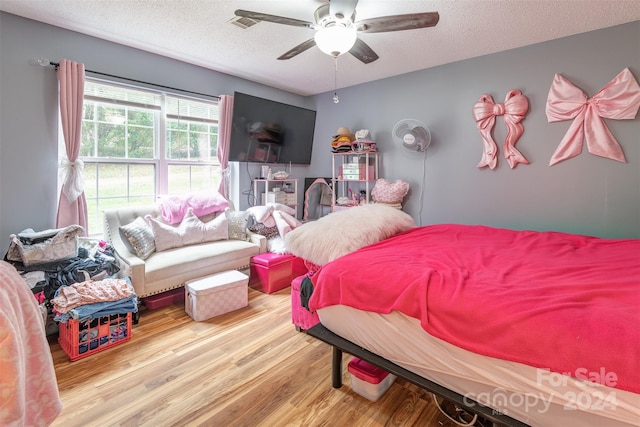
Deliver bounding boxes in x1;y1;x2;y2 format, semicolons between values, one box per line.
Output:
143;239;258;284
119;217;156;260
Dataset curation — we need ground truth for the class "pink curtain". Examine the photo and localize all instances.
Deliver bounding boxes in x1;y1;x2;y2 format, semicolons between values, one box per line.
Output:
56;59;88;234
217;95;234;199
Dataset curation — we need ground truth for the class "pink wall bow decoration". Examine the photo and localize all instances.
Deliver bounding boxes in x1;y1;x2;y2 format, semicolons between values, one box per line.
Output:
546;68;640;166
472;90;530;169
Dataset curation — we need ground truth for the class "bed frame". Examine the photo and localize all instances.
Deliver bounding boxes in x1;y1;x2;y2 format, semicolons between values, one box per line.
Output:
306;323;530;427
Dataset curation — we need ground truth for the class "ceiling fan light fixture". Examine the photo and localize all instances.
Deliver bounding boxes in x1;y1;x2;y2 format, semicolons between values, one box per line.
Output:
314;25;357;57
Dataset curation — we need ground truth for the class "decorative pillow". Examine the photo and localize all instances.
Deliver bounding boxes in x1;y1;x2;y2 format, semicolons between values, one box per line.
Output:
371;179;410;204
273;210;301;238
119;216;155;260
269;202;296;216
248;222;280;239
246;205;276;227
146;215;194;252
285;204;415;266
146;208;229;252
246;203;296;228
201;213;229;242
225;208;249;241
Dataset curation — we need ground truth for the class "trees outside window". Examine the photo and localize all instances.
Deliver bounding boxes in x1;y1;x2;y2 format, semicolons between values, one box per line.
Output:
77;80;220;235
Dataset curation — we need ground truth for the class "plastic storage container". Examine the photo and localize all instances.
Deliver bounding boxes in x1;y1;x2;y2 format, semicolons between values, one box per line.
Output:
58;312;132;361
348;357;397;402
143;287;185;310
185;270;248;321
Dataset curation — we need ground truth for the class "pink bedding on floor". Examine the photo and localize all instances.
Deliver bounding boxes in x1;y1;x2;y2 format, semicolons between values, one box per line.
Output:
0;261;62;426
309;224;640;394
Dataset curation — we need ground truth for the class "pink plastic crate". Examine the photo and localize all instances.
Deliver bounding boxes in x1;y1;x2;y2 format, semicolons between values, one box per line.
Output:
291;274;320;330
58;313;132;361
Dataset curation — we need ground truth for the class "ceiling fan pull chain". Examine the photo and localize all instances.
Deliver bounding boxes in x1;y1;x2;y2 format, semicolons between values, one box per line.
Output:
333;56;340;103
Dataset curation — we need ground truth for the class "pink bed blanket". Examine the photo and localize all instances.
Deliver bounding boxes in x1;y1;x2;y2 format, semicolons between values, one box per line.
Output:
309;224;640;394
0;261;62;426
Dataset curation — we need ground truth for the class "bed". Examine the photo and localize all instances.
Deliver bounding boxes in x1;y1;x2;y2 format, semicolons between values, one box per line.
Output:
284;206;640;427
0;260;62;426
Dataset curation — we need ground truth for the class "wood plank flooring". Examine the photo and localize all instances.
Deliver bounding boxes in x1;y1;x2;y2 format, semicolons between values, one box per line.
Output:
48;286;461;427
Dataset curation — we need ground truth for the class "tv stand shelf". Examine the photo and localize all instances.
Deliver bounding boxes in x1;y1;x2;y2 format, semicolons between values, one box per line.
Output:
253;178;299;218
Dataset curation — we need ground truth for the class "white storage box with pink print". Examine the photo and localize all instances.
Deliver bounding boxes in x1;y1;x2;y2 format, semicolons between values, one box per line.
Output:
185;270;248;321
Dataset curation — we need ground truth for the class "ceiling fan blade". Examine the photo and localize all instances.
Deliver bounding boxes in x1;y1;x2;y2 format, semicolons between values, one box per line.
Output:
349;38;379;64
234;9;313;28
278;39;317;60
356;12;439;33
329;0;359;20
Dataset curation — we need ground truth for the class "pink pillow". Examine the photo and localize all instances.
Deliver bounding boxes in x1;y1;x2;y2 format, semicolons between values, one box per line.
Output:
371;179;409;204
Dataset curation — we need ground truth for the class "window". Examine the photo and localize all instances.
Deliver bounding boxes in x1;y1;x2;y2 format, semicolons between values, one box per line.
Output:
77;80;220;235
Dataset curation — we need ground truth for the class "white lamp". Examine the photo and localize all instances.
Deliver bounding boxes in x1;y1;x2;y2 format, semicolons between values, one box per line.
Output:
314;25;357;57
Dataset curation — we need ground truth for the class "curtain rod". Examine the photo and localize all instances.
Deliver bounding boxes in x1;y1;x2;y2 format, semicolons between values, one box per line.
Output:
38;58;220;101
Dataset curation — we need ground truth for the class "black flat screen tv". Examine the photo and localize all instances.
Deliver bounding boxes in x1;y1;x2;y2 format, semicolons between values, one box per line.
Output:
229;92;317;165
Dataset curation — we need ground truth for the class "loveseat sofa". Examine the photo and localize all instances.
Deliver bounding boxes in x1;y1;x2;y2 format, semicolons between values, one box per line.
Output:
103;204;266;298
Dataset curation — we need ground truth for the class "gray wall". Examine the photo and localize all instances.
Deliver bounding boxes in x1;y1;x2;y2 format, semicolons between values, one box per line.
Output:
0;12;314;255
1;12;638;258
309;22;640;238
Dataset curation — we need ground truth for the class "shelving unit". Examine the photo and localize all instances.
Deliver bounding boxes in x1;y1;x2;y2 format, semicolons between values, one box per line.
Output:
331;152;379;212
253;178;299;217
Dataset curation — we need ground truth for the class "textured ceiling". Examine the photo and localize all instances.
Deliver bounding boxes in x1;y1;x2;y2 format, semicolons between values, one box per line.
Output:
2;0;639;96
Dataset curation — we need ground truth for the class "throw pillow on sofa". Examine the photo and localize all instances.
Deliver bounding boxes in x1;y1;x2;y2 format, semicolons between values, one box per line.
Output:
119;216;156;260
225;208;250;241
147;208;229;252
248;222;279;239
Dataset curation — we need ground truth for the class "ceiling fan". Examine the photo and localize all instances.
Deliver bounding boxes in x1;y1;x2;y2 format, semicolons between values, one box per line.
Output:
234;0;439;64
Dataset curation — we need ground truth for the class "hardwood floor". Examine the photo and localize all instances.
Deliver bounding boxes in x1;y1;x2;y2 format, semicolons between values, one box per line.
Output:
48;286;459;427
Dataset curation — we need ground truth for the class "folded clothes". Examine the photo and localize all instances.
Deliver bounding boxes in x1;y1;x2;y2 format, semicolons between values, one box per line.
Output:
54;295;137;323
52;277;133;313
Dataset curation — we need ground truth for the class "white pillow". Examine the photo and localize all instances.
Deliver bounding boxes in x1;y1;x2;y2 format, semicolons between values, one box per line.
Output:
146;209;228;252
284;204;415;266
201;213;229;242
246;205;274;225
246;203;296;228
268;202;296;216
